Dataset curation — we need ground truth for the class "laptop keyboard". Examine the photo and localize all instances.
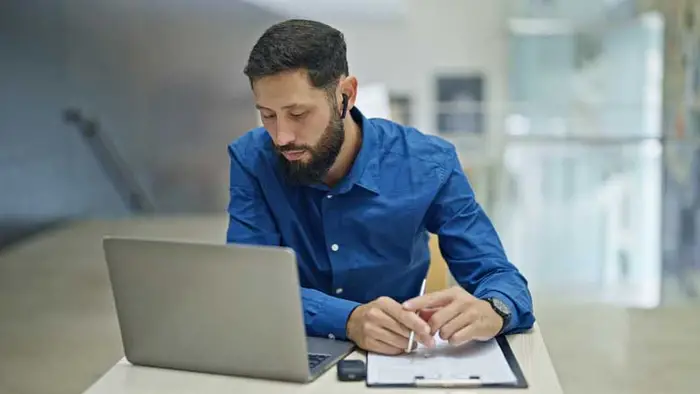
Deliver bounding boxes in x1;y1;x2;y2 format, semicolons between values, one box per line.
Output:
308;353;330;369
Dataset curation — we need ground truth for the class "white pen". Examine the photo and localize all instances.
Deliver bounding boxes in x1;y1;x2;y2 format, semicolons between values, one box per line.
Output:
405;278;427;353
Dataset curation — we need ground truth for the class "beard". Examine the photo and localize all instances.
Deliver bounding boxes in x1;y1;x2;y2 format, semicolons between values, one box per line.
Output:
275;108;345;185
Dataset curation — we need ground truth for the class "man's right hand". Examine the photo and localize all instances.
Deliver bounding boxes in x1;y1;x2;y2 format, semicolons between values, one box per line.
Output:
345;296;435;355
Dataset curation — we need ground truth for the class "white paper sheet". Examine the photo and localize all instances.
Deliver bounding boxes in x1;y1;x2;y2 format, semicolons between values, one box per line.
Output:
367;334;517;386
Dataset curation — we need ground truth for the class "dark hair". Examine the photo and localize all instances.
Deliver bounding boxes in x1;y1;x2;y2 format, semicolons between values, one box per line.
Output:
244;19;349;91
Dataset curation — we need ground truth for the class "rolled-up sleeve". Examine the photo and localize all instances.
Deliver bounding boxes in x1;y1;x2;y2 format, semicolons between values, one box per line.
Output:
425;148;535;334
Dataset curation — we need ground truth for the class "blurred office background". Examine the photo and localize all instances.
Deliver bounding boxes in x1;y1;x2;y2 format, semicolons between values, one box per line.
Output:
1;0;699;393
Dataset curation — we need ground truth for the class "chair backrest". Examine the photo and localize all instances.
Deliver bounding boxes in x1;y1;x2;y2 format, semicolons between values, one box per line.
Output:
426;234;449;293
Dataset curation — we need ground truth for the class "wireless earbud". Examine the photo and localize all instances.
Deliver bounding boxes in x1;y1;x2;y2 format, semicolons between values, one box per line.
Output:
340;94;349;119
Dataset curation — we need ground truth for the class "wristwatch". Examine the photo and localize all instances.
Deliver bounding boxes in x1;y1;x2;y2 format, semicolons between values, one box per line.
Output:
485;297;511;334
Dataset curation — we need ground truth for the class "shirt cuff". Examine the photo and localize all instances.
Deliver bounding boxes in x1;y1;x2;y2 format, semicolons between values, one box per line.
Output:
315;296;361;341
477;290;518;335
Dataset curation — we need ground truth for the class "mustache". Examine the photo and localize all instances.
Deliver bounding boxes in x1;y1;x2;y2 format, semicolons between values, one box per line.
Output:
276;144;312;152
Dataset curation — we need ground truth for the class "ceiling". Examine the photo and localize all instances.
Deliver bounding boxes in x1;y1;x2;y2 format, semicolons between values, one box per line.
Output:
239;0;407;22
509;0;637;26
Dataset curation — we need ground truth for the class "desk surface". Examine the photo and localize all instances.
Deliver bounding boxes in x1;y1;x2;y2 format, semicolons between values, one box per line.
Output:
83;325;562;394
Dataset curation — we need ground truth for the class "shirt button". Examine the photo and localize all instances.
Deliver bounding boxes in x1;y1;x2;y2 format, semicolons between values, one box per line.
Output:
328;333;336;340
335;288;343;295
331;244;339;252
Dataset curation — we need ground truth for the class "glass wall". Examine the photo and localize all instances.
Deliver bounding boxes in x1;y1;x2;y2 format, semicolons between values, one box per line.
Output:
491;12;665;307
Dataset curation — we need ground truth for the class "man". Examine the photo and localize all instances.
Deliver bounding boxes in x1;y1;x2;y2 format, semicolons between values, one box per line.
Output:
227;19;535;355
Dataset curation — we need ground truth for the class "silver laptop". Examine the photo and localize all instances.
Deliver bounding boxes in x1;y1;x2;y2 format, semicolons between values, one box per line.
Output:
103;237;355;383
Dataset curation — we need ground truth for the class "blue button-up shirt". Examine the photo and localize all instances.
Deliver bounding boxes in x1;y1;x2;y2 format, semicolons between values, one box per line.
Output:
226;107;534;340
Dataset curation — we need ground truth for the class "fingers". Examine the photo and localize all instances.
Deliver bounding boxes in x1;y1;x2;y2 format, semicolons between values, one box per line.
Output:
365;337;405;355
362;304;415;354
365;305;411;339
439;308;478;340
377;297;430;336
417;307;439;322
449;323;479;346
402;289;454;312
426;300;464;336
365;322;410;350
414;330;436;348
359;299;429;352
350;303;409;355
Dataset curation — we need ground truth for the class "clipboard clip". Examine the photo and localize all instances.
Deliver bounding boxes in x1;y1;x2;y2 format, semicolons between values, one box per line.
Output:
414;376;482;388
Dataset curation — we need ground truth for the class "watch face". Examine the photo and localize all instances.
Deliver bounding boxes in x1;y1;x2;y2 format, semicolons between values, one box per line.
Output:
492;298;510;315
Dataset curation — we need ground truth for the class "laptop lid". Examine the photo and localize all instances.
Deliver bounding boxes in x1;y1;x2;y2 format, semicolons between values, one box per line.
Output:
103;237;310;382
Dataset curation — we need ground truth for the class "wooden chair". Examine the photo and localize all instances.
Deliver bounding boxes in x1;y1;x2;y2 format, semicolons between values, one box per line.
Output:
426;233;450;293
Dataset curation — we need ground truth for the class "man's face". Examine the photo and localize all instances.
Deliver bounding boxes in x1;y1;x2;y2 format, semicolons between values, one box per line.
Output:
252;70;344;185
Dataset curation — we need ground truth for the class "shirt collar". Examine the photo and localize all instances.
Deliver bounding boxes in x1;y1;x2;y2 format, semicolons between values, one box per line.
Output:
334;106;380;195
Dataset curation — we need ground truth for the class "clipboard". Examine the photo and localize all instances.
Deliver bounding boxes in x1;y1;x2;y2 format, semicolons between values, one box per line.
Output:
365;335;528;389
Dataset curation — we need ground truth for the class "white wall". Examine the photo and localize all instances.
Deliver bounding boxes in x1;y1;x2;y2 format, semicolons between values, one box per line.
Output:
0;0;282;229
331;0;510;137
1;0;510;225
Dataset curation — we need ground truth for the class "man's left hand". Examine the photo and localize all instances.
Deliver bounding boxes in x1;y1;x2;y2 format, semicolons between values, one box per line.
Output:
402;286;503;346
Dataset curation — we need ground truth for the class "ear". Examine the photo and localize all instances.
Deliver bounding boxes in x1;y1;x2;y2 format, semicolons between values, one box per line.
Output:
339;76;358;112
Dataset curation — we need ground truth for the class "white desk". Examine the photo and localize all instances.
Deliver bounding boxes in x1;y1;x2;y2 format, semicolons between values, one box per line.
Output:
83;325;562;394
